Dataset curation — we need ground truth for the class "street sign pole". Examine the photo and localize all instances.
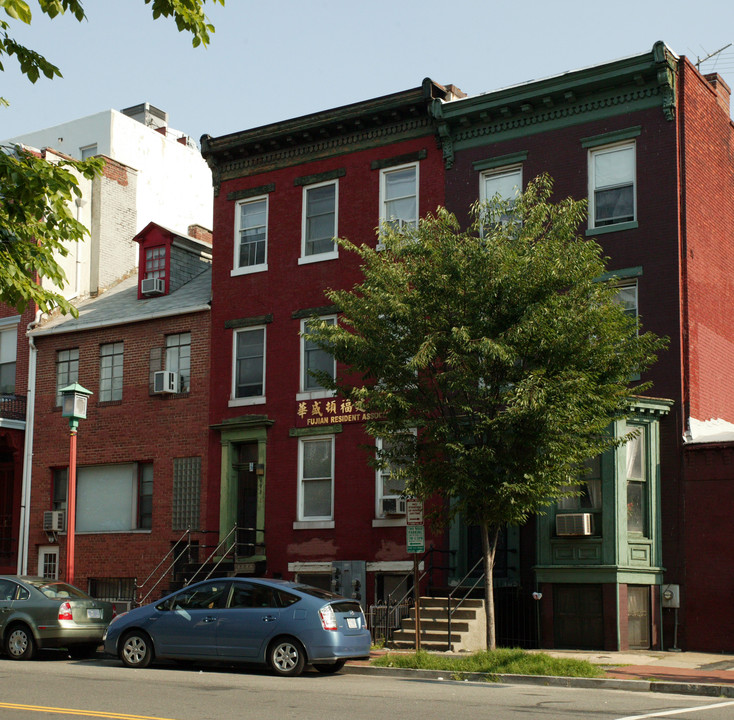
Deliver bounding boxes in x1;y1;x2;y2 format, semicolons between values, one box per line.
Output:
406;500;425;652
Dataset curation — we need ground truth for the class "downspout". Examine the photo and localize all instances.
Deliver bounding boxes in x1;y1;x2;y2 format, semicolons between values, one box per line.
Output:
17;310;43;575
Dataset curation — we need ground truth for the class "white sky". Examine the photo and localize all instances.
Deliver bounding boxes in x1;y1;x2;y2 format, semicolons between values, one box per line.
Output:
2;0;734;145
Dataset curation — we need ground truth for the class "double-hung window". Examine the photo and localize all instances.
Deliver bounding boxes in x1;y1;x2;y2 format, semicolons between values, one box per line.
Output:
298;436;334;521
615;280;638;327
144;246;166;280
56;348;79;406
380;163;418;230
589;142;636;228
301;181;338;262
375;434;414;518
0;322;17;395
626;427;647;535
480;166;522;227
53;462;153;532
234;196;268;273
99;342;123;402
300;317;335;396
165;333;191;393
232;327;265;403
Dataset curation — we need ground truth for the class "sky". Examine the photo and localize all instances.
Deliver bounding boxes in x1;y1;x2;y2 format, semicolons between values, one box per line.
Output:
2;0;734;145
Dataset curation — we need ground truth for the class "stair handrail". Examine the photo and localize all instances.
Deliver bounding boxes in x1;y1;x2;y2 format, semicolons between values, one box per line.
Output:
381;546;455;643
183;523;239;586
446;555;485;651
136;528;192;606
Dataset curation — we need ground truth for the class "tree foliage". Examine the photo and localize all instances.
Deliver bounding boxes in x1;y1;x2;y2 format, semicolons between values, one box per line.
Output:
305;175;668;648
0;0;223;315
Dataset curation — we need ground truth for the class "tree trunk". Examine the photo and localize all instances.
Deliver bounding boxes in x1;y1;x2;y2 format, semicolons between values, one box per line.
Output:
480;523;499;651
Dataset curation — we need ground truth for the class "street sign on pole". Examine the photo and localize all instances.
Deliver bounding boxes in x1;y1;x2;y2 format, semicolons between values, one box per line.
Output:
406;524;425;554
406;499;423;525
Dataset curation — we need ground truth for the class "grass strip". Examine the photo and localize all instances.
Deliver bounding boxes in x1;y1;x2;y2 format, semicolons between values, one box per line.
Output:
371;648;605;678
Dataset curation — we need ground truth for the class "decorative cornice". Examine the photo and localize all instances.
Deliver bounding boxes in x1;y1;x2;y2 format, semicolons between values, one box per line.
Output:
431;43;679;167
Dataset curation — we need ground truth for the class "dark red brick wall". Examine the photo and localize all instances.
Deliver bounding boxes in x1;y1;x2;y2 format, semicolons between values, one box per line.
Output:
681;444;734;652
208;136;447;599
29;309;210;596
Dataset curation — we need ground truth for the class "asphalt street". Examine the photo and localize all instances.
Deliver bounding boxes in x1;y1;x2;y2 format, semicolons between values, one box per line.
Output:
0;653;733;720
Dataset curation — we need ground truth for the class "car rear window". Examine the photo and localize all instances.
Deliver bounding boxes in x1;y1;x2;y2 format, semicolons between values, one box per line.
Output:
37;582;88;600
328;600;363;614
292;585;341;600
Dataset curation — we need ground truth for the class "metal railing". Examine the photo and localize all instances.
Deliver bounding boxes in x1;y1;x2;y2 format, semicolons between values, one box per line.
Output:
446;556;485;650
367;546;455;643
0;394;26;421
134;524;265;606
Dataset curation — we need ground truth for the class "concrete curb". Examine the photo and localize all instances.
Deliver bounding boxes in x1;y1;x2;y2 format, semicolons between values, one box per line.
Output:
342;664;734;698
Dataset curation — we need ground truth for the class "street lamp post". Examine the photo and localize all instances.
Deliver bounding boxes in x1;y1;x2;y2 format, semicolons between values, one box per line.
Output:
59;383;93;586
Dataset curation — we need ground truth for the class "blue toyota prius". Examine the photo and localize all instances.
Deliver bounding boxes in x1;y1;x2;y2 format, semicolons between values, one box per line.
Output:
103;577;371;676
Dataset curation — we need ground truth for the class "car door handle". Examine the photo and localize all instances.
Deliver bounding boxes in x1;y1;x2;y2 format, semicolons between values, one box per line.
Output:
262;615;277;622
202;616;217;623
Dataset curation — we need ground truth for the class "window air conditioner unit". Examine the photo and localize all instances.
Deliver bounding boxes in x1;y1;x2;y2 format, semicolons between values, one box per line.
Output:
380;496;407;516
43;510;66;532
556;513;593;536
153;370;178;394
141;277;165;296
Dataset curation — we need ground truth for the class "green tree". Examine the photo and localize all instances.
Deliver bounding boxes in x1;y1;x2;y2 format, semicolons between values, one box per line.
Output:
305;175;667;649
0;0;223;315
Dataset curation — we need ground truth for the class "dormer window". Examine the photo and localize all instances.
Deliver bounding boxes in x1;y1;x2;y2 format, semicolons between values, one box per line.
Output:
141;246;167;295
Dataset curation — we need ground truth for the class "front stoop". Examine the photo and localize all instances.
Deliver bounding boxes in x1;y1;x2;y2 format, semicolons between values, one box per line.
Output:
390;597;487;652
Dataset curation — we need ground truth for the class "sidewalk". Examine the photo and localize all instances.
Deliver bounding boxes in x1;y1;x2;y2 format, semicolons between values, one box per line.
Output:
345;648;734;697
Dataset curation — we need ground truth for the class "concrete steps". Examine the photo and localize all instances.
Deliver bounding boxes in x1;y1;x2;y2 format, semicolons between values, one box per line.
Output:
390;597;487;652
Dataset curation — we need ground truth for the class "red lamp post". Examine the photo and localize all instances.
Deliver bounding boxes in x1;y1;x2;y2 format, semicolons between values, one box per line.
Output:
59;383;93;586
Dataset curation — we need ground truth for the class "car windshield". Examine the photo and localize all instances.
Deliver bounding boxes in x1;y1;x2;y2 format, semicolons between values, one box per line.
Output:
36;582;89;600
292;585;342;600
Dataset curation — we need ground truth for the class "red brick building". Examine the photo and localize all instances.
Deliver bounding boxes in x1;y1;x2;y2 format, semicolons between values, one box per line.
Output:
25;224;211;605
201;82;459;605
430;42;734;651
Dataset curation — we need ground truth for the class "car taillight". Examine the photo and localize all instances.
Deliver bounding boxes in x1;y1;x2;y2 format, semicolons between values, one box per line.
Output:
318;604;337;631
112;603;117;619
58;602;73;621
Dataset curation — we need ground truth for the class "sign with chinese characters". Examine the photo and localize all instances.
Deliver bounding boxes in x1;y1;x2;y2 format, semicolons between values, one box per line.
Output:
406;525;425;554
295;397;380;427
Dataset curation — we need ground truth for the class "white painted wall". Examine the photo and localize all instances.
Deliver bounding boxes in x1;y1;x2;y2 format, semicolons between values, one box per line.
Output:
5;107;213;236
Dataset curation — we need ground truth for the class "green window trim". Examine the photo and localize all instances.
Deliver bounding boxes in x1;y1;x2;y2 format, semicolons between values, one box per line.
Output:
289;424;343;437
586;221;638;237
581;126;642;149
472;151;528;172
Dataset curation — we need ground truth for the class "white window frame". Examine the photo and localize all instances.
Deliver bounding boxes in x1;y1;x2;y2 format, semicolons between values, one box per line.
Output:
298;316;336;400
296;435;335;525
99;342;124;403
373;432;415;525
615;280;638;323
0;315;19;396
55;348;80;407
379;162;419;231
37;546;59;579
299;180;339;264
229;326;266;407
165;332;191;393
479;165;522;229
232;195;268;276
588;141;636;229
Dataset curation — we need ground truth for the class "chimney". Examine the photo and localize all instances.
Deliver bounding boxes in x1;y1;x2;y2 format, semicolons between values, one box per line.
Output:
188;224;212;244
704;73;731;113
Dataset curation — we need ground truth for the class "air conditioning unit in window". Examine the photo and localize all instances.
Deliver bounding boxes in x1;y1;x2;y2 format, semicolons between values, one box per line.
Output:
153;370;178;394
556;513;593;536
141;277;165;296
43;510;66;532
380;496;407;516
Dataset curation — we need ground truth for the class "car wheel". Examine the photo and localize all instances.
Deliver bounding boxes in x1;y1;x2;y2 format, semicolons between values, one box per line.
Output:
68;643;99;659
312;659;346;674
268;637;306;677
120;631;153;668
4;624;35;661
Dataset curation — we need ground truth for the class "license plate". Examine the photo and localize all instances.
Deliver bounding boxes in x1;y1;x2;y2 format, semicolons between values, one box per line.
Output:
346;617;358;629
87;608;102;619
